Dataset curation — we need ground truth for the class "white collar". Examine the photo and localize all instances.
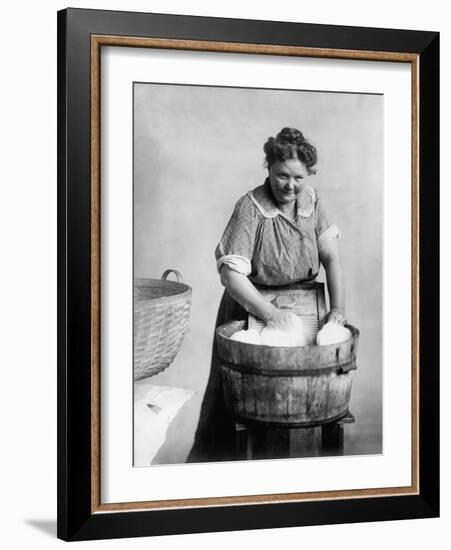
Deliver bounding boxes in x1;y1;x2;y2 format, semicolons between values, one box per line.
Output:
248;178;316;219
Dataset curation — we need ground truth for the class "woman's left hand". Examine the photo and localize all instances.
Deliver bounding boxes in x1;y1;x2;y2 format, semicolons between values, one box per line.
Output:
326;308;347;326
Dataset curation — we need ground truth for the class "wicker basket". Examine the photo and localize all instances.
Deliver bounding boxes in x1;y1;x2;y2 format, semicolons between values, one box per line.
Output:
134;270;192;380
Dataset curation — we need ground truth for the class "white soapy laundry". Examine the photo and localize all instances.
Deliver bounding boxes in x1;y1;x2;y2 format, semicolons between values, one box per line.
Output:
260;315;308;347
230;328;262;345
260;327;294;346
230;314;308;347
316;321;352;346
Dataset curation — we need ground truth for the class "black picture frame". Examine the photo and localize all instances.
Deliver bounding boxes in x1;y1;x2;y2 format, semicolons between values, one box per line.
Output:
57;7;439;542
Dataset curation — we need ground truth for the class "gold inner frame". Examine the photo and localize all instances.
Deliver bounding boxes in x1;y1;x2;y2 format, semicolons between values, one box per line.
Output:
90;35;419;514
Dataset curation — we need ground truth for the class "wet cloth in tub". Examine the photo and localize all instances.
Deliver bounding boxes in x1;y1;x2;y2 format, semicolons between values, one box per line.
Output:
316;321;352;346
230;314;308;347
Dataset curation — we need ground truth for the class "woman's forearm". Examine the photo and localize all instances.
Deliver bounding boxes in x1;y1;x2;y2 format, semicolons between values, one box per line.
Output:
220;266;276;322
324;256;345;313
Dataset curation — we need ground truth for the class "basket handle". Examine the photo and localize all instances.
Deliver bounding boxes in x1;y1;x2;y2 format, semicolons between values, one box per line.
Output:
161;269;183;283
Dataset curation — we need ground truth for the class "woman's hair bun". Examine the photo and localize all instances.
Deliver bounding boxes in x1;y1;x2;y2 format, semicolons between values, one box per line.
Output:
277;127;305;145
263;127;317;173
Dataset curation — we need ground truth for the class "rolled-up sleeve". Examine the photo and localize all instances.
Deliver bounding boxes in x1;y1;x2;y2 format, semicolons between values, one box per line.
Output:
314;191;341;254
215;195;259;276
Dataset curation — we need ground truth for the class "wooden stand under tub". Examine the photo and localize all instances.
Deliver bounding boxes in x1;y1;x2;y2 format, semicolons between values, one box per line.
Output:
234;411;356;460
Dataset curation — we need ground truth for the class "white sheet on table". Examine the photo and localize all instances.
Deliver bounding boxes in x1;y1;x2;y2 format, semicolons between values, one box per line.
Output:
134;382;195;466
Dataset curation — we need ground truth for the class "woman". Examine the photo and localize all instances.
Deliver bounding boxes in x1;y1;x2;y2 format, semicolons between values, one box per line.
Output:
187;127;346;462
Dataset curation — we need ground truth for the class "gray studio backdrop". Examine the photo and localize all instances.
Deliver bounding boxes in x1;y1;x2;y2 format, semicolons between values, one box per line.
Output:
134;82;383;464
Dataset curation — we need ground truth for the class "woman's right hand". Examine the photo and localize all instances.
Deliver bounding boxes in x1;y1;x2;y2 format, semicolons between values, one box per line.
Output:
266;308;304;331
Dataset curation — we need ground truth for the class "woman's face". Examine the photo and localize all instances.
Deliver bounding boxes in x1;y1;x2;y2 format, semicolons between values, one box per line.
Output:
268;158;310;207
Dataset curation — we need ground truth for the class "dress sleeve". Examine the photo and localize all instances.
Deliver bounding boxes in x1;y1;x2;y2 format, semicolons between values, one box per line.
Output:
215;195;260;276
314;190;341;253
